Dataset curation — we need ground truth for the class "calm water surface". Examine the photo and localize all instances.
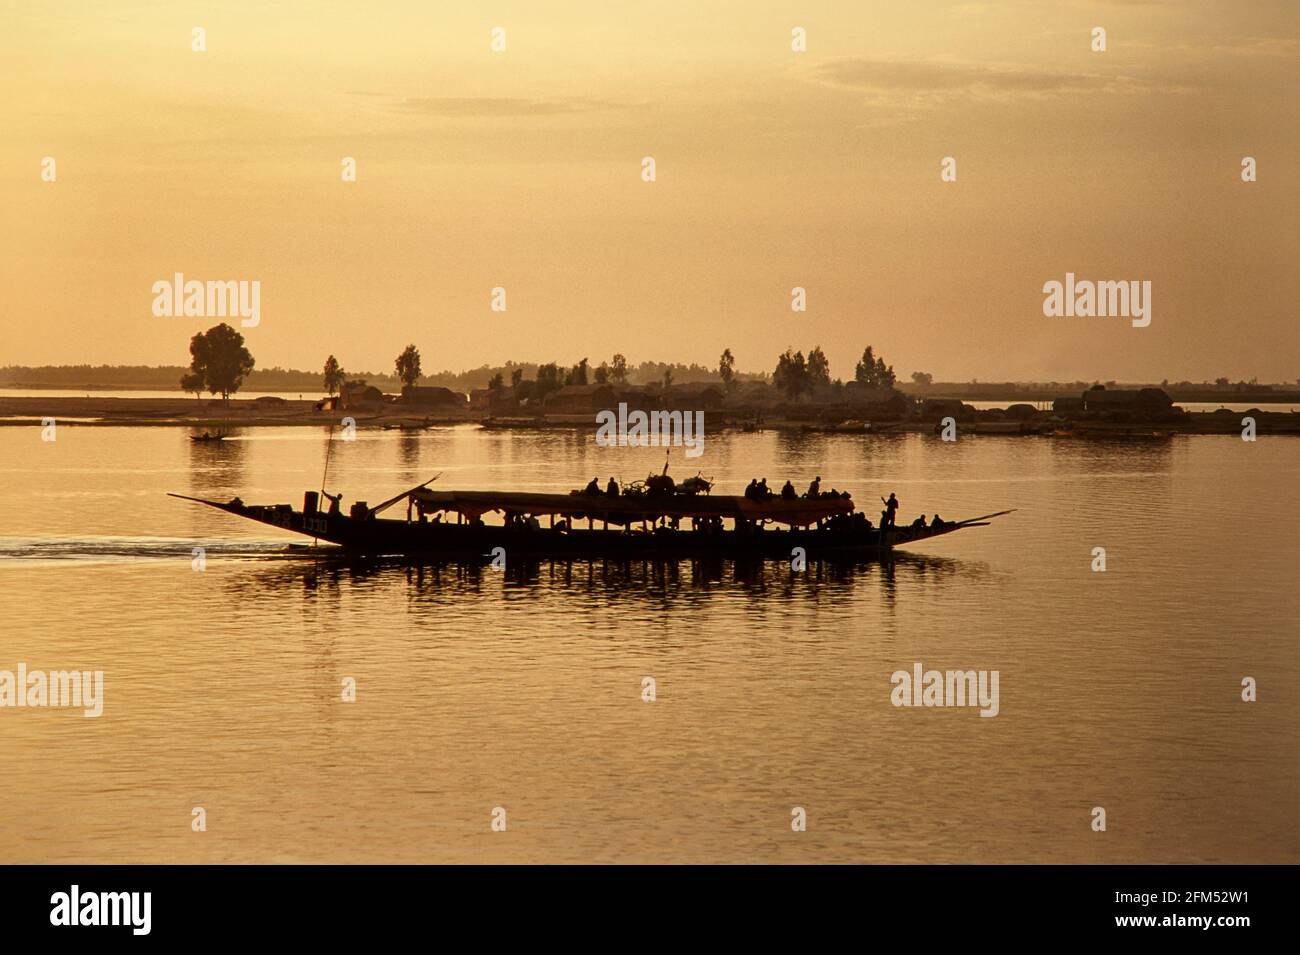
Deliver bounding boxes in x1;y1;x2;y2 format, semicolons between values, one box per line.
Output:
1;425;1296;863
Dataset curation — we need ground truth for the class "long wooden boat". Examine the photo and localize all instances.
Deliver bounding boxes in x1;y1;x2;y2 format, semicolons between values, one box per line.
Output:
169;479;1011;562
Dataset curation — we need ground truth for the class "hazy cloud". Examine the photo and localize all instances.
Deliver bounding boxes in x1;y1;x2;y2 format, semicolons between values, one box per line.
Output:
809;58;1149;103
393;97;620;117
1210;37;1300;57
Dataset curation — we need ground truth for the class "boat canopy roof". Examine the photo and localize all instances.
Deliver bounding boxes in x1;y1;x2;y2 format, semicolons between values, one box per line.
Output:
410;489;854;526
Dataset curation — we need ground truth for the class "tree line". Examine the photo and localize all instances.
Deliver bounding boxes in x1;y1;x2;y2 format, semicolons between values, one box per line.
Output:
770;345;900;400
169;327;919;404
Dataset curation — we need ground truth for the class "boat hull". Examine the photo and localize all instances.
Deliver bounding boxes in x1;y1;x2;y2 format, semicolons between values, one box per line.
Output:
186;500;977;561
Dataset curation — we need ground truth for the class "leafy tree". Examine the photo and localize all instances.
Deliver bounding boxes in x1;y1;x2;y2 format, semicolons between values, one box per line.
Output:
610;353;628;385
719;349;735;392
773;348;809;400
806;346;831;389
535;362;563;399
566;357;589;387
510;367;524;389
323;355;345;396
594;362;610;385
852;346;896;390
487;371;504;390
910;371;933;387
185;323;255;402
875;356;896;389
854;347;877;386
180;370;204;401
395;344;422;388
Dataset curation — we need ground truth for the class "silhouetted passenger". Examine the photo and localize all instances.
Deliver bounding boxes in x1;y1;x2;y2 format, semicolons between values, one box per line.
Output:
744;479;759;501
781;480;796;500
882;492;899;529
758;478;772;501
807;476;821;498
324;491;342;517
912;515;927;529
584;477;601;495
931;514;945;528
606;477;619;496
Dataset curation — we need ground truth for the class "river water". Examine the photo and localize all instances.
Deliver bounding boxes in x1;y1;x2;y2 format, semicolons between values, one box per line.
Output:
1;424;1295;862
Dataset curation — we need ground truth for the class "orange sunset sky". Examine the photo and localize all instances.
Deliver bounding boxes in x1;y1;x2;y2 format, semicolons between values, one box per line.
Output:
1;1;1297;382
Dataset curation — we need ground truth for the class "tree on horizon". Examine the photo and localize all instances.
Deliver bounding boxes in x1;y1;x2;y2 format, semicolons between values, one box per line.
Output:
182;323;255;402
323;355;345;396
180;370;204;401
773;348;809;401
719;349;736;392
854;346;896;390
854;347;877;386
395;344;422;389
535;362;563;400
806;346;831;389
566;357;589;387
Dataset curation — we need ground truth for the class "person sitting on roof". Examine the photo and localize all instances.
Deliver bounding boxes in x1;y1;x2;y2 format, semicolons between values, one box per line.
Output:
584;477;601;495
744;478;759;501
780;480;796;500
757;478;772;501
806;476;821;498
606;477;619;496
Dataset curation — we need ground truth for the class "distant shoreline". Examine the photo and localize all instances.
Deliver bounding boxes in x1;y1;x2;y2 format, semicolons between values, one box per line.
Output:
4;383;1299;403
2;394;1297;435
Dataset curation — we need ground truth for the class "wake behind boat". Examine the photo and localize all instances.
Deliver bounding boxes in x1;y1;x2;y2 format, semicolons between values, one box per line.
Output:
169;472;1012;562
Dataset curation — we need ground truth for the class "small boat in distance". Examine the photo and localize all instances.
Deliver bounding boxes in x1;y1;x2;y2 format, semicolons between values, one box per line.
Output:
190;430;228;443
169;474;1012;562
382;417;436;432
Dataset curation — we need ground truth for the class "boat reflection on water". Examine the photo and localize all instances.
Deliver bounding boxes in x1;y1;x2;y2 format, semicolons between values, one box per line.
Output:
215;546;988;613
